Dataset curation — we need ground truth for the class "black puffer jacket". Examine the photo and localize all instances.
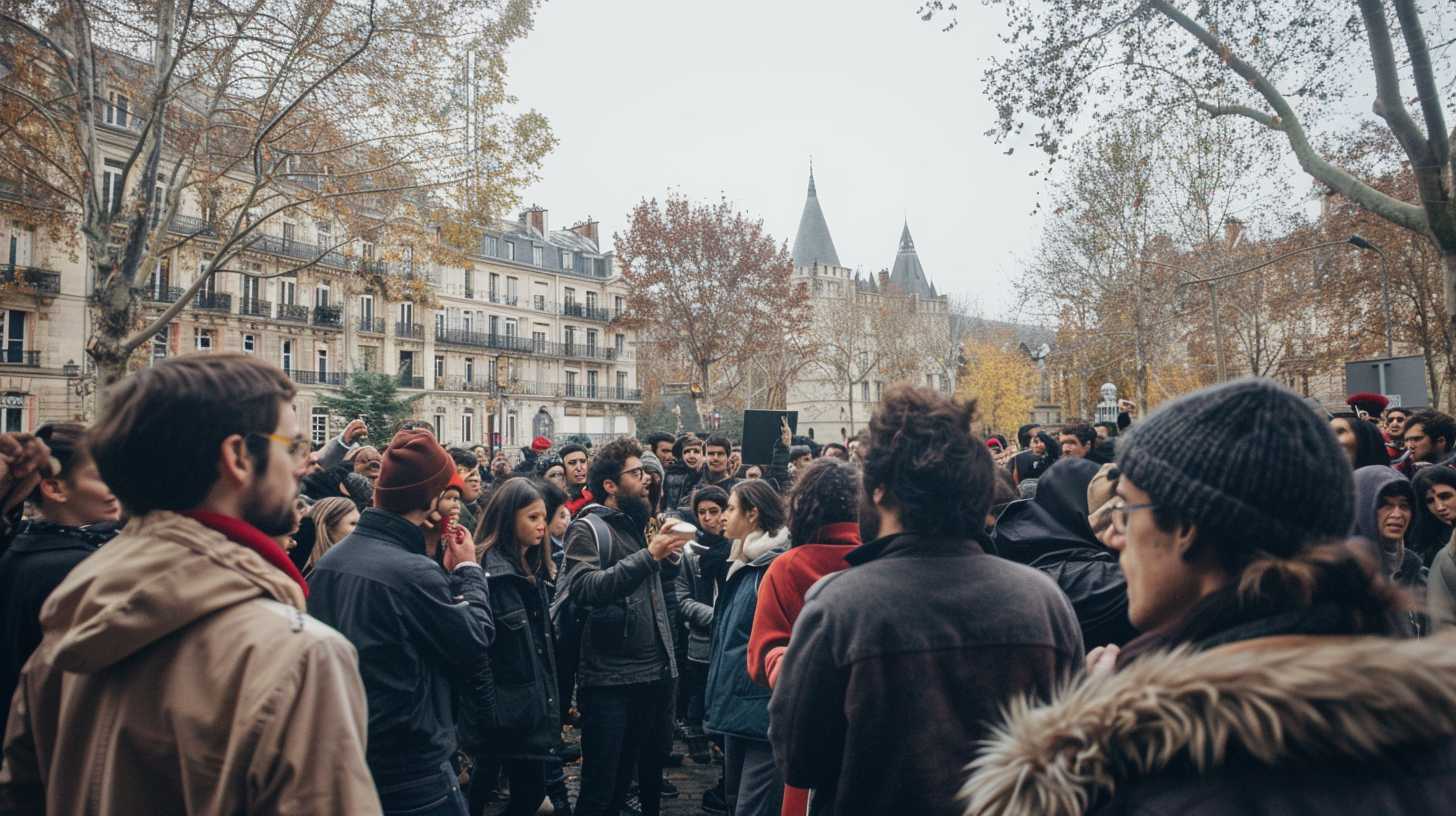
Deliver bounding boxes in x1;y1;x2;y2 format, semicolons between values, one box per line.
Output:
307;508;495;777
471;547;558;760
0;521;118;739
992;457;1101;564
663;463;702;511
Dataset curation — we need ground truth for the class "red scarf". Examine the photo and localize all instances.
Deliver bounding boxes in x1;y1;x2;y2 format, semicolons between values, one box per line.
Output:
179;510;310;598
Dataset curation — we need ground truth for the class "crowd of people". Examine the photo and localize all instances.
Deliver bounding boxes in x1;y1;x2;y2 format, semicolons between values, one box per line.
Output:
2;352;1456;815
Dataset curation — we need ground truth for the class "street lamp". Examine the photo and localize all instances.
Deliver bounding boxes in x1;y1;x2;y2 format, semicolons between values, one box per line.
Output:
1346;235;1394;360
63;359;95;398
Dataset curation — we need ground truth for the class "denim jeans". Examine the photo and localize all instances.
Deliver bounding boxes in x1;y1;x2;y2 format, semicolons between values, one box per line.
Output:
375;760;468;816
574;680;674;816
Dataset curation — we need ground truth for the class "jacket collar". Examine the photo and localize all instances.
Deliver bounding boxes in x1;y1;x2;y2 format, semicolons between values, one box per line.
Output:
8;520;118;553
844;532;984;566
802;521;861;549
962;632;1456;816
354;507;427;555
482;545;539;582
179;510;308;597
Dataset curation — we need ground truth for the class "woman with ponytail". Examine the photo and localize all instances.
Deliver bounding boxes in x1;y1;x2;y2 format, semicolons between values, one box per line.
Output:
963;379;1456;816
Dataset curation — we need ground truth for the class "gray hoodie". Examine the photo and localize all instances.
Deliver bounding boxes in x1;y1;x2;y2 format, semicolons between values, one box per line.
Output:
1353;465;1425;589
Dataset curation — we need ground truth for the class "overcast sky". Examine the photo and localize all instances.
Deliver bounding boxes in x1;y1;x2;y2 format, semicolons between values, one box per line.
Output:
506;0;1043;316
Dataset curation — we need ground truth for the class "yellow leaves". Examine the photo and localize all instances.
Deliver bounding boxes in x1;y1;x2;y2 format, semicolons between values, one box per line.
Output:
956;336;1039;437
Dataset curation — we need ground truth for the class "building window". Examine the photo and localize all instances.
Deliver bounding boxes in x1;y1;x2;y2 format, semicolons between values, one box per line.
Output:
532;330;546;352
465;357;475;383
242;334;255;354
317;347;329;377
461;411;474;443
311;408;328;445
508;413;518;447
565;370;577;396
617;371;628;397
587;370;598;398
506;277;518;301
586;329;598;355
533;294;546;311
283;222;297;244
464;269;475;298
150;327;169;366
564;287;576;307
399;302;414;325
564;326;576;349
281;339;294;372
875;381;883;401
504;241;515;261
315;284;330;308
861;381;870;403
561;250;573;271
359;294;374;323
489;273;500;299
102;159;125;215
0;310;25;363
361;241;375;260
614;295;625;315
0;394;22;432
463;312;473;334
486;236;499;256
105;91;130;127
434;413;447;436
505;319;517;340
586;291;598;311
279;278;297;305
435;355;445;378
361;346;378;372
435;312;445;334
316;220;332;247
532;246;543;266
615;333;625;354
195;328;214;352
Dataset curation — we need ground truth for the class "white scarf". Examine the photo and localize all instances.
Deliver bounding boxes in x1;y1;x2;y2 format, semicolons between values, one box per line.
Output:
727;526;791;579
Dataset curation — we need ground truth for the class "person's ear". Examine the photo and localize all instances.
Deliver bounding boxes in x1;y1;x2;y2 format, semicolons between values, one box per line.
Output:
38;477;67;505
1173;522;1199;560
217;434;253;487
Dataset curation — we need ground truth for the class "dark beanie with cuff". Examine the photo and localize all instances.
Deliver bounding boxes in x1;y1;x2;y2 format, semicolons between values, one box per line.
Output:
1115;377;1353;555
374;429;456;514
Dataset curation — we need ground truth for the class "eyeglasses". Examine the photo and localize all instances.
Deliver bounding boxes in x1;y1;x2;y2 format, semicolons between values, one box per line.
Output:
1110;501;1157;533
250;432;312;463
618;466;644;480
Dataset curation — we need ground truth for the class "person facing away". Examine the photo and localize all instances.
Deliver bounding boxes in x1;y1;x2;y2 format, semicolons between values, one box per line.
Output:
0;353;379;813
559;437;683;816
963;377;1456;816
0;423;122;744
770;385;1084;816
308;429;493;815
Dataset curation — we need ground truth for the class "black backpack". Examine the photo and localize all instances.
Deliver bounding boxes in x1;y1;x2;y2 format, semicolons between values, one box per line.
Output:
549;511;631;652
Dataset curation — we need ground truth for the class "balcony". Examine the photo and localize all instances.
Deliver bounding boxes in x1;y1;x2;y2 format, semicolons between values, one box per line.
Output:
505;381;564;398
287;369;344;386
143;285;184;304
0;265;62;296
193;292;232;312
166;216;350;269
395;321;424;340
312;304;343;329
239;298;271;318
439;376;496;394
487;292;520;307
563;384;641;402
358;316;385;334
277;303;310;323
397;374;425;389
562;302;615;323
0;350;41;368
561;343;625;363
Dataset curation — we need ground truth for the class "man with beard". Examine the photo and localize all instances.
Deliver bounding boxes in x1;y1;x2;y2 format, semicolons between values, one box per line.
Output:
561;437;684;816
308;429;493;814
0;354;379;812
769;385;1083;816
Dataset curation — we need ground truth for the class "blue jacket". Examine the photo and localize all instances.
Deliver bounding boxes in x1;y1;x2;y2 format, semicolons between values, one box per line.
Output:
704;538;786;740
307;508;494;776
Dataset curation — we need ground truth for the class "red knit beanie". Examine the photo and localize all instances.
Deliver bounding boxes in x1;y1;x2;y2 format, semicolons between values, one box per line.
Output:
532;435;553;452
374;429;455;514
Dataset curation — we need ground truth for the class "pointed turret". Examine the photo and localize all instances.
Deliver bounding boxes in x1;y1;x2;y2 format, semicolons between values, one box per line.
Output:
888;220;935;298
791;167;842;269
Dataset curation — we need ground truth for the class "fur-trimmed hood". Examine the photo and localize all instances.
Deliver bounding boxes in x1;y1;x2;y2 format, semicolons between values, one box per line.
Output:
962;633;1456;815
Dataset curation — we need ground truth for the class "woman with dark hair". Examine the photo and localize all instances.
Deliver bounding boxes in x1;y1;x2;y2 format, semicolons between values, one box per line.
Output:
1412;466;1456;566
538;455;566;490
705;480;790;816
466;477;558;816
746;458;860;816
0;423;122;738
1332;413;1390;468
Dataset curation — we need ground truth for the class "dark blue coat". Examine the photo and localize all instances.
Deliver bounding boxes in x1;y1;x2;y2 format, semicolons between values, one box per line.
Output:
704;544;785;740
307;508;494;777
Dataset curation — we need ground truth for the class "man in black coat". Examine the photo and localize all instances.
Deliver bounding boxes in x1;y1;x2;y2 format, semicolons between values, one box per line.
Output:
771;387;1083;816
308;429;494;815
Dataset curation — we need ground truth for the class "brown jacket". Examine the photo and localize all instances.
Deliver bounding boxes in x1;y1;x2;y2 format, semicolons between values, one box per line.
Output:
963;633;1456;815
0;511;380;815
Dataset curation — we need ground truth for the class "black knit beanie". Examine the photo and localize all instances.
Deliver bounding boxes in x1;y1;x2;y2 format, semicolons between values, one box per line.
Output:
1115;377;1353;555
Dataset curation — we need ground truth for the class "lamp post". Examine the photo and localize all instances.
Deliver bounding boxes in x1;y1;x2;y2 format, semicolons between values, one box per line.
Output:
1346;235;1394;360
63;358;96;420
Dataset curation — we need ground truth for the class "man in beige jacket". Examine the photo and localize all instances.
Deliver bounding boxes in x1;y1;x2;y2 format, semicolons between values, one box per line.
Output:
0;353;380;814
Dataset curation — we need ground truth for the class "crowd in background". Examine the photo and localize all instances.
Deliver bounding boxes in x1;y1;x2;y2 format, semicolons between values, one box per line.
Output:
2;352;1456;816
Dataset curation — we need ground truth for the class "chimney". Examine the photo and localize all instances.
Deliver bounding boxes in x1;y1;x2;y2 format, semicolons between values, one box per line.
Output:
569;218;599;247
520;206;547;236
1223;217;1244;248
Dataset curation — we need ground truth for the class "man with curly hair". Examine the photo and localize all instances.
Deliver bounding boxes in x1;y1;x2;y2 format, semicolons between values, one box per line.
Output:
768;385;1083;816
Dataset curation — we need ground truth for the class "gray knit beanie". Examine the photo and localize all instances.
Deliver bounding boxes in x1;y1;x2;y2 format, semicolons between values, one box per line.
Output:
1115;377;1353;554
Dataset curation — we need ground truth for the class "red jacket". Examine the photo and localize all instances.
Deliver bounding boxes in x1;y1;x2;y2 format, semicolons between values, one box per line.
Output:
746;522;860;688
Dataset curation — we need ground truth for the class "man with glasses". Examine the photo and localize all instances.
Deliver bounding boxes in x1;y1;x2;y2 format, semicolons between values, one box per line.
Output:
309;428;493;815
561;437;685;816
0;353;380;812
